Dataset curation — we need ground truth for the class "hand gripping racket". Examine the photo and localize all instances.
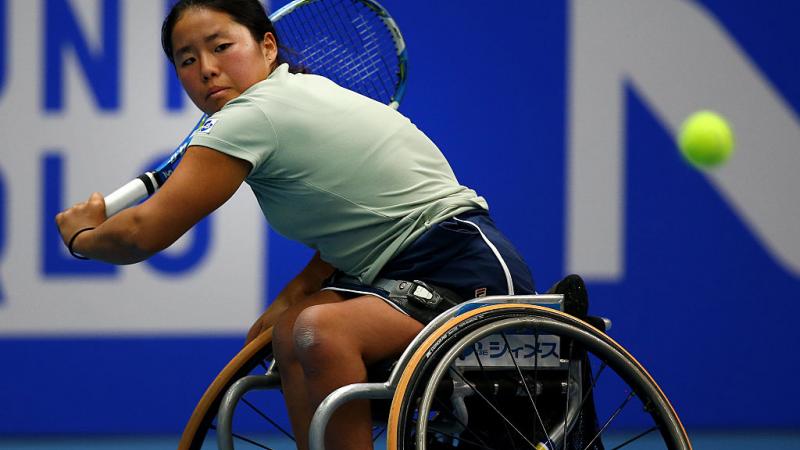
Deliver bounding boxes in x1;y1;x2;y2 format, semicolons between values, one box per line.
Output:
103;0;407;217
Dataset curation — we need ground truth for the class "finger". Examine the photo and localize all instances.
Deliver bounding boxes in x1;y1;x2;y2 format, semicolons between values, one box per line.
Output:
88;192;108;218
89;192;105;203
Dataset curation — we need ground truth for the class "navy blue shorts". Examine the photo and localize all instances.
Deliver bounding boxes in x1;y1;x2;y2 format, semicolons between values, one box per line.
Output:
324;210;536;323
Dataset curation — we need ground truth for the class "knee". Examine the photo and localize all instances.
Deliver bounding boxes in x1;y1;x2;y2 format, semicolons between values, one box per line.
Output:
272;303;348;366
292;305;352;368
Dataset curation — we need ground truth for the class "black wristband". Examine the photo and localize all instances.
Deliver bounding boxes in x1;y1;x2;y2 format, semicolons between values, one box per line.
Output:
68;227;95;260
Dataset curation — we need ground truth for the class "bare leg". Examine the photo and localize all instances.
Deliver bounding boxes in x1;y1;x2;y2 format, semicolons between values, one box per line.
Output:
272;290;345;450
292;295;424;450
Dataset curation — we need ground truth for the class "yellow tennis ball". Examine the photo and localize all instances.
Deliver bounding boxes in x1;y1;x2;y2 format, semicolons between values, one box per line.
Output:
678;110;735;168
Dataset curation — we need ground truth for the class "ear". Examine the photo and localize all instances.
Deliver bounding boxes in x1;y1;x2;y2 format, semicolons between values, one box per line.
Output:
261;32;278;67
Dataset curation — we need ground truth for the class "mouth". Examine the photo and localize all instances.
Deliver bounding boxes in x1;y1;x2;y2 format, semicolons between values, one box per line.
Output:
206;87;229;100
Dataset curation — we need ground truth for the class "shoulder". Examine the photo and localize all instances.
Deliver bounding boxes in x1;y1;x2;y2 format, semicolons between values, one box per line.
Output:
188;93;278;172
199;96;273;143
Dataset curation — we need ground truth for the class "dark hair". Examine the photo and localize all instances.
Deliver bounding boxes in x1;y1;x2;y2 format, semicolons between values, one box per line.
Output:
161;0;290;69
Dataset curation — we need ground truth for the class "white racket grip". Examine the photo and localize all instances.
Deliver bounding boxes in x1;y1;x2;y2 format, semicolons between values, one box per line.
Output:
104;172;159;217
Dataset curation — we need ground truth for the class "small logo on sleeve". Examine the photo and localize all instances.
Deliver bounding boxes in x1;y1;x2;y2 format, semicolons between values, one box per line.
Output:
198;118;218;134
475;287;488;298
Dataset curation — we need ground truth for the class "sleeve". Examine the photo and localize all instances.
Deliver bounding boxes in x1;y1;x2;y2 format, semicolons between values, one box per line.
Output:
188;97;278;174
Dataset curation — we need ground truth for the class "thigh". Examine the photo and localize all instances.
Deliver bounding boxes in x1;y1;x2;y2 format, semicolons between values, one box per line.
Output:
307;295;424;365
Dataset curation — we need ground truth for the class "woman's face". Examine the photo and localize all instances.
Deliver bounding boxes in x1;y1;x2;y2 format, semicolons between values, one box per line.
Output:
171;7;276;114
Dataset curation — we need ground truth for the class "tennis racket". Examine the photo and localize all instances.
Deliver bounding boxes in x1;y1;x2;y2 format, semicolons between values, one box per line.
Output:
103;0;407;217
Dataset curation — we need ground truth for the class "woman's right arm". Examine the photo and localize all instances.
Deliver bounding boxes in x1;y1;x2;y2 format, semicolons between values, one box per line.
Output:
244;251;335;344
55;145;251;264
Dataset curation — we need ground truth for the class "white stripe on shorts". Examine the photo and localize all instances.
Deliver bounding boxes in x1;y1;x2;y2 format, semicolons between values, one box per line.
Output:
454;217;515;295
320;286;411;316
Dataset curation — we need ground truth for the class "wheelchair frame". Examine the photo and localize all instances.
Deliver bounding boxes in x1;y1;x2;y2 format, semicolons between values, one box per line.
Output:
179;294;693;450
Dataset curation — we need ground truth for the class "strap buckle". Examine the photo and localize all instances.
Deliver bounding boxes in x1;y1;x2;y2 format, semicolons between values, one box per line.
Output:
393;280;442;309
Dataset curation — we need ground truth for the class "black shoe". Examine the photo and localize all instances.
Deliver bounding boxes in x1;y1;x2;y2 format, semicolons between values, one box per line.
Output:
546;274;589;317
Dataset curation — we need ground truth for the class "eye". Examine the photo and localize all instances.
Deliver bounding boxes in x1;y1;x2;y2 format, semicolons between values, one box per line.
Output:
215;43;232;53
180;56;196;67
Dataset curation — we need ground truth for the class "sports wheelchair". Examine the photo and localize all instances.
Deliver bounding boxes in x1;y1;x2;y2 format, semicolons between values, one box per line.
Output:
177;287;692;450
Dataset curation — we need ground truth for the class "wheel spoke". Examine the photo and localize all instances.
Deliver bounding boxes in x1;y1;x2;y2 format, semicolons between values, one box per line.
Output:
591;361;608;386
414;417;498;449
431;393;495;447
609;426;658;449
558;343;608;449
449;367;538;448
562;339;574;450
210;424;275;450
373;425;386;442
558;356;608;450
241;397;295;441
533;332;542;446
500;331;552;448
473;342;517;446
567;361;608;441
582;390;636;450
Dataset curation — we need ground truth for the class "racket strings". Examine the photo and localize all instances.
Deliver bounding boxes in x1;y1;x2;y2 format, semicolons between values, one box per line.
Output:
328;2;388;101
275;0;400;105
288;1;386;88
303;0;382;88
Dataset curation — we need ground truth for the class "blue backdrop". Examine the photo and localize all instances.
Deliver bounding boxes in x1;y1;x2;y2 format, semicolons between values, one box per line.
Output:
1;0;798;435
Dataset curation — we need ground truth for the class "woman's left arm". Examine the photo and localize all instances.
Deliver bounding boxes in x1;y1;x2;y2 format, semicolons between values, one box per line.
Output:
55;146;251;264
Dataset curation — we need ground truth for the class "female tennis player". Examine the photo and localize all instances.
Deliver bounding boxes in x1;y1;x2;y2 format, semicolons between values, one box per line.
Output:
55;1;535;448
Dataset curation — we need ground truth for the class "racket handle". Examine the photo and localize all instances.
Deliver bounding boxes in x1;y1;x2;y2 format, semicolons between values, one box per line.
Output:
104;172;159;217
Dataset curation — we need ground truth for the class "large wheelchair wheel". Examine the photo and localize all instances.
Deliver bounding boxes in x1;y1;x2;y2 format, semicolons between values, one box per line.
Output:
386;304;692;450
177;329;293;450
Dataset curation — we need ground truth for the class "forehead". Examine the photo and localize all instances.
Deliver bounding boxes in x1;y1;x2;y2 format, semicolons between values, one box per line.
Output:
171;7;242;46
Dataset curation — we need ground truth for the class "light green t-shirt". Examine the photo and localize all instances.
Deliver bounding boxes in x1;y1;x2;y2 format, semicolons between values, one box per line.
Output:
189;64;488;283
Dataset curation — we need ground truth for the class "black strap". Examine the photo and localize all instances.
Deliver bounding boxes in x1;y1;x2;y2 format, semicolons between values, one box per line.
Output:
68;227;95;260
373;278;461;310
327;273;462;323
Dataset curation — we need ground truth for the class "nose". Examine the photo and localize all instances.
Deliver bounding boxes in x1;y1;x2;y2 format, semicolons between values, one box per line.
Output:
199;54;219;81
